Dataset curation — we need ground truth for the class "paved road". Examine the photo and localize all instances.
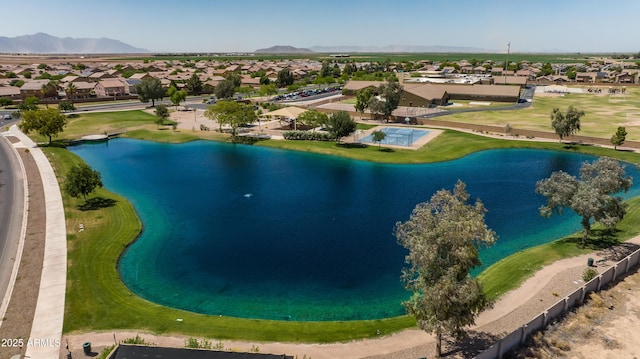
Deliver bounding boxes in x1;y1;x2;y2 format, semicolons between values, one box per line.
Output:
0;134;25;318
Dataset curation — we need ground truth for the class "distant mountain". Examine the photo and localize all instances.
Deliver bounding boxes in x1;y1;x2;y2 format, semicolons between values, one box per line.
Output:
309;45;497;53
254;45;314;54
0;33;148;54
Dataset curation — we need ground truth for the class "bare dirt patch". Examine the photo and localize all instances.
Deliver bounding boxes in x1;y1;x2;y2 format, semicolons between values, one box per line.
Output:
508;265;640;358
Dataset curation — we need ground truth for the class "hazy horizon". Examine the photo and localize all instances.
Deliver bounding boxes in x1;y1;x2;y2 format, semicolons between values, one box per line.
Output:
4;0;640;53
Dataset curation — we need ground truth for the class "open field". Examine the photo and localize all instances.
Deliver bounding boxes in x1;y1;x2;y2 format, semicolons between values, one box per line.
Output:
107;52;637;65
35;110;640;343
445;86;640;141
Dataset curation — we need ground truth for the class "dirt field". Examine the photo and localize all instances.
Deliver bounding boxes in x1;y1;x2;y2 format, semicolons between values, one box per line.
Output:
508;268;640;358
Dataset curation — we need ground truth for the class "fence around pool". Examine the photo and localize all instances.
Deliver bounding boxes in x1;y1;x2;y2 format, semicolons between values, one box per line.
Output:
357;127;430;147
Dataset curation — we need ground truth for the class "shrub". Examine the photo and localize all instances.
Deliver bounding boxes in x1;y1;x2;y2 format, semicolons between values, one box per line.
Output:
122;334;155;346
583;267;598;282
185;337;212;349
97;345;116;359
283;130;332;141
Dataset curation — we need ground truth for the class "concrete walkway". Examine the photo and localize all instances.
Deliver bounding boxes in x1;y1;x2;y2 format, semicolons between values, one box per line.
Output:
9;125;67;359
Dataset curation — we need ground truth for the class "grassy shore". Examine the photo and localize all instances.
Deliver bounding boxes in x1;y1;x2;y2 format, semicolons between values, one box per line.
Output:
42;109;640;342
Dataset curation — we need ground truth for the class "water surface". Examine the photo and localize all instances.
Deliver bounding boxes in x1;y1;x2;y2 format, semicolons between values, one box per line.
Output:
69;139;640;321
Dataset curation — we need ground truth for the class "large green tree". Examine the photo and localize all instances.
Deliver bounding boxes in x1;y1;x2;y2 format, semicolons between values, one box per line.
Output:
225;73;242;88
18;108;68;145
296;109;328;129
326;111;356;142
354;79;403;122
536;157;633;247
63;163;103;203
135;77;165;107
204;100;257;136
167;86;187;107
214;79;236;99
19;96;39;111
58;101;75;112
276;68;294;88
550;106;585;141
395;180;496;358
258;83;278;97
185;73;203;95
377;78;403;122
0;98;13;108
354;87;374;115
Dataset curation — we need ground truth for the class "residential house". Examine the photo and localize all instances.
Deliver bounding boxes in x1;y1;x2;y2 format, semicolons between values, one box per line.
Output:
575;72;597;83
474;66;487;74
89;71;113;81
536;75;570;84
224;64;241;73
19;79;53;99
615;72;638;84
122;78;142;94
240;75;261;87
67;81;96;99
129;72;154;81
94;79;126;97
0;86;22;101
59;75;80;84
460;66;474;74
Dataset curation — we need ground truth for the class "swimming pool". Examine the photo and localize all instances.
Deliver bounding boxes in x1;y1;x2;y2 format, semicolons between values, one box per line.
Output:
358;127;430;146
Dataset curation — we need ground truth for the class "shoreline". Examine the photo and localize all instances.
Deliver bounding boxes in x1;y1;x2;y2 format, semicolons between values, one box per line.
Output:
8;118;640;358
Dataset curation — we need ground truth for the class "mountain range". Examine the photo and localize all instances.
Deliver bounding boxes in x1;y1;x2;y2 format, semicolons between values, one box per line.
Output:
0;33;496;54
255;45;314;54
0;33;148;54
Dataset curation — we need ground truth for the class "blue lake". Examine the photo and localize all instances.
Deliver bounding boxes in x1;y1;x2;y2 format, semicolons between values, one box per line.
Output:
69;139;640;321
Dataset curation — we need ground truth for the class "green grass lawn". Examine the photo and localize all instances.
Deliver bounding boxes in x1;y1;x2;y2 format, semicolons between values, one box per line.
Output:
50;147;414;342
446;87;640;141
479;195;640;300
34;108;640;342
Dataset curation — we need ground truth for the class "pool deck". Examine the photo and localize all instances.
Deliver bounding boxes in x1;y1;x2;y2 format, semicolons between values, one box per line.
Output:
354;125;443;150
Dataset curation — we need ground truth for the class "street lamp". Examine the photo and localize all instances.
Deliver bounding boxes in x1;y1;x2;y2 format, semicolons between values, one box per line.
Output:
504;42;510;85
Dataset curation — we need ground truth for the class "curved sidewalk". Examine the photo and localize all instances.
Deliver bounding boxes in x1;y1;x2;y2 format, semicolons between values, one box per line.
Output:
9;126;67;359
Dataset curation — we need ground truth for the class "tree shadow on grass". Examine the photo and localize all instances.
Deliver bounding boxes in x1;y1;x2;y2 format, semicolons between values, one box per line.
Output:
42;139;70;148
554;228;624;250
378;147;395;153
77;196;117;211
336;142;366;149
442;330;502;358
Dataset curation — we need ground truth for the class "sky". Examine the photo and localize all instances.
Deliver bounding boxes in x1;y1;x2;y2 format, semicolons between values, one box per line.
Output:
3;0;640;53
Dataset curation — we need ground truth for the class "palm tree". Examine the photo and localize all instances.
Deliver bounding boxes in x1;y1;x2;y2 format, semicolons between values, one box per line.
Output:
40;81;58;109
41;83;50;108
66;82;77;105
